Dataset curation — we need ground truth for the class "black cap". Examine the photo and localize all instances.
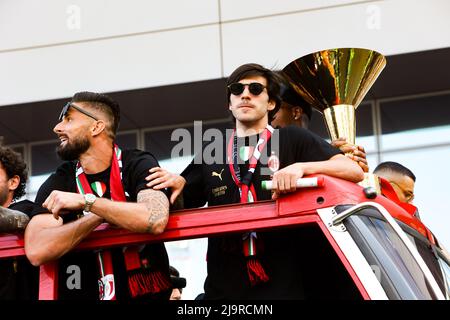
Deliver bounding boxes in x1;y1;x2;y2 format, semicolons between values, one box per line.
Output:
169;265;187;289
170;275;187;289
281;85;312;120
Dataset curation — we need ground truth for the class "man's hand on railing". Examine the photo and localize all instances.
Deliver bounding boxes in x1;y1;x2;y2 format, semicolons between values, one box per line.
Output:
270;163;305;200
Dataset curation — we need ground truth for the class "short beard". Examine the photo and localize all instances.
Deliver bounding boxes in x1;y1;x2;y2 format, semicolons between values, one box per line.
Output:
56;137;90;161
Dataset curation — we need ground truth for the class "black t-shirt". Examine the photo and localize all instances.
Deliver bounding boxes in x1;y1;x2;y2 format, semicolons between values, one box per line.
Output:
181;126;342;299
34;149;171;300
0;200;47;300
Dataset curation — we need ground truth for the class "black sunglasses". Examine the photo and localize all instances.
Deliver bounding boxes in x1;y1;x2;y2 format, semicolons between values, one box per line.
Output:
59;102;99;121
228;82;266;96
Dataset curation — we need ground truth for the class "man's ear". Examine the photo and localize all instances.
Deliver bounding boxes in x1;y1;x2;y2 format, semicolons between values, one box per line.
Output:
267;100;276;111
91;120;106;137
8;175;20;192
292;107;303;120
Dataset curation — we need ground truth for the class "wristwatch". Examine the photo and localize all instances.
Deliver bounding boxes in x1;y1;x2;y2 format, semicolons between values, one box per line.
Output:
84;193;97;213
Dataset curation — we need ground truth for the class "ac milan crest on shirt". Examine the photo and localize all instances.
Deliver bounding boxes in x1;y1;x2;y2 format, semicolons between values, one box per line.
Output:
268;151;280;173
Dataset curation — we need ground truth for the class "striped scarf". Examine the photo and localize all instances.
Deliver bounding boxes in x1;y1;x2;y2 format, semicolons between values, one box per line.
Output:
75;144;170;299
227;126;273;286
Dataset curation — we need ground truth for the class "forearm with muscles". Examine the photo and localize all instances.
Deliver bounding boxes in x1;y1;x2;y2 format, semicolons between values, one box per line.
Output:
301;155;364;182
90;189;169;234
25;213;104;266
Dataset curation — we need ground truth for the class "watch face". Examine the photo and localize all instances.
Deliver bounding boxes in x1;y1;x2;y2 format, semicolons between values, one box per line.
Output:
86;193;96;203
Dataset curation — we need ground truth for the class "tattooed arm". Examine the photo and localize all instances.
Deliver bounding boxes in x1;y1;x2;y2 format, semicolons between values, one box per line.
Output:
0;206;30;233
39;188;169;235
24;189;168;266
137;189;170;234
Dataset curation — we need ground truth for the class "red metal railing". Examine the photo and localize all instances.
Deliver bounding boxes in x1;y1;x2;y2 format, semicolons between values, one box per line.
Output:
0;175;430;300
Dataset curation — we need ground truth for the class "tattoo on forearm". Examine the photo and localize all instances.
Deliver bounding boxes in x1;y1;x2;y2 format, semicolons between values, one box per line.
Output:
0;207;30;232
137;189;169;233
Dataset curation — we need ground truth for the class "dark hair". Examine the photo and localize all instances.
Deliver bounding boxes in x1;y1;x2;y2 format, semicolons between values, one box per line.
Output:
278;71;313;122
374;161;416;182
0;146;28;200
226;63;282;123
72;92;120;139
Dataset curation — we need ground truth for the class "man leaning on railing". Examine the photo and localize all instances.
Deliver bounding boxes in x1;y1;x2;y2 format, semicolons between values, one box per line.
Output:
146;63;364;300
0;146;48;300
24;92;172;301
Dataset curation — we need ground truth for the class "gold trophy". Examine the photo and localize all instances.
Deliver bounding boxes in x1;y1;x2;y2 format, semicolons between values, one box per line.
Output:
282;48;386;193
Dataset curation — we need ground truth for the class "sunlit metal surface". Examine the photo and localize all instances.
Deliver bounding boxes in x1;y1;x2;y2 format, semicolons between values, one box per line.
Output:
283;48;386;144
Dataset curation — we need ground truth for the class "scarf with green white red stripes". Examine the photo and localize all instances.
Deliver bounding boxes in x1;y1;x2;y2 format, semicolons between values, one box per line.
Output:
75;144;170;299
227;125;273;286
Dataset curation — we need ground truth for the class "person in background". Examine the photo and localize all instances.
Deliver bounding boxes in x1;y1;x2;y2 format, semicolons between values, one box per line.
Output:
373;161;420;220
374;161;415;204
169;265;186;300
0;146;48;299
271;80;369;173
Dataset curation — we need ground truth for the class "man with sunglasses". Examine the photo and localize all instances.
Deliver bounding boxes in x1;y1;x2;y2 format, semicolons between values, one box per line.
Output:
147;63;364;299
25;92;172;300
374;161;415;204
373;161;420;219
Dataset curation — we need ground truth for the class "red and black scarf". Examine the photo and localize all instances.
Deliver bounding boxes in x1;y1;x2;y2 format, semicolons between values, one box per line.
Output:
75;144;171;299
227;126;273;286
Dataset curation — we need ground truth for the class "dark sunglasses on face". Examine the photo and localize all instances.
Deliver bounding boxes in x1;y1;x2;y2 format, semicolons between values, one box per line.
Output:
390;181;415;202
228;82;266;96
59;102;99;121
